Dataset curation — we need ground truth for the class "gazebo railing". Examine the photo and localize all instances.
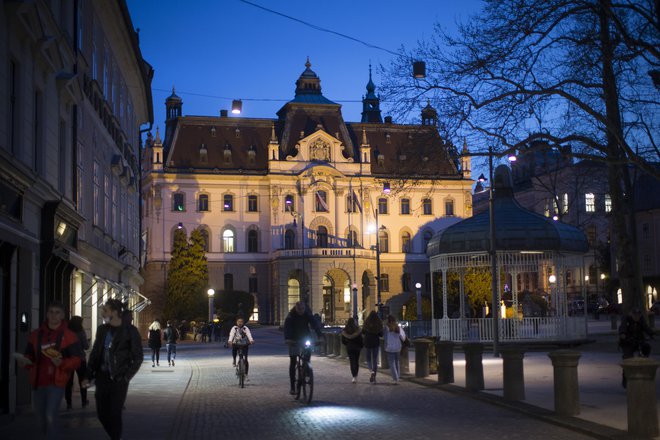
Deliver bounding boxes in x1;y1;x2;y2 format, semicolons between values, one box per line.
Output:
431;317;587;342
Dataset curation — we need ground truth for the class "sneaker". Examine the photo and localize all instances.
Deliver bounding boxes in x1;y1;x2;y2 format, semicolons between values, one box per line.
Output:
82;400;89;408
152;363;155;367
351;377;357;383
245;376;250;382
66;403;72;410
289;388;296;395
172;360;175;366
168;361;171;366
370;372;376;383
156;363;159;367
232;361;236;367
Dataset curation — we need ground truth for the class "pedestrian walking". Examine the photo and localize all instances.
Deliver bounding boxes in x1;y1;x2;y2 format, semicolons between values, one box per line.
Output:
383;315;406;384
64;315;90;410
147;320;162;367
83;299;143;440
18;301;81;439
163;320;179;366
362;311;383;383
341;317;363;383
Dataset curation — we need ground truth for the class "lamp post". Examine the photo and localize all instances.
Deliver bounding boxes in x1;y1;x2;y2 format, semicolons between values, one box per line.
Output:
415;282;422;321
549;274;557;316
352;283;358;320
286;197;305;303
207;288;215;322
369;217;386;318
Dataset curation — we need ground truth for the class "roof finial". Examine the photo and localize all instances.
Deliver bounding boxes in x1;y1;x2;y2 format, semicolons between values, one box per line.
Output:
463;138;468;152
305;56;311;69
172;86;176;94
270;123;277;143
369;62;372;80
362;127;368;145
154;126;162;144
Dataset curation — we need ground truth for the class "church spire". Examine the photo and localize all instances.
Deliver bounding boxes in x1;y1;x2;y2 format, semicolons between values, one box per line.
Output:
361;64;382;123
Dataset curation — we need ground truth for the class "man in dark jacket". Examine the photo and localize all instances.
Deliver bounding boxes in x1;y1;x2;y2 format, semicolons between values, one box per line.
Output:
83;299;143;440
283;301;323;394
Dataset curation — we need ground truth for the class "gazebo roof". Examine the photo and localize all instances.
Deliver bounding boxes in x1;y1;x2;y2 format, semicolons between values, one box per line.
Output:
427;165;588;256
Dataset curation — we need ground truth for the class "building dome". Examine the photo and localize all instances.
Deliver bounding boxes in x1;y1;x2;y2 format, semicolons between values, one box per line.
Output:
427;165;588;256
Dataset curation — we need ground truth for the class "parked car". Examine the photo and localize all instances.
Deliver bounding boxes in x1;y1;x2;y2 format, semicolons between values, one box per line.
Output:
568;300;585;316
599;303;622;315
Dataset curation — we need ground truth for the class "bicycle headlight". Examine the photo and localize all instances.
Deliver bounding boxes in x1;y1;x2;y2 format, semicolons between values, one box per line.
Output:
305;340;311;347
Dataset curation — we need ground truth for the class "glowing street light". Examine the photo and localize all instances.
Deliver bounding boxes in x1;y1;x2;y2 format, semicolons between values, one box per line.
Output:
207;288;215;322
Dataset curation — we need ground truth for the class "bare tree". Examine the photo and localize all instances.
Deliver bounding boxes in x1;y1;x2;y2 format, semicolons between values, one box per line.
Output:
381;0;659;313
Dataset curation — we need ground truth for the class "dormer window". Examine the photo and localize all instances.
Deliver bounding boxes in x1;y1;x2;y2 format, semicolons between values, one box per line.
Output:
199;143;208;163
399;154;407;161
300;131;305;139
235;128;240;138
210;127;216;137
377;153;385;167
385;133;391;144
224;144;232;164
247;145;256;164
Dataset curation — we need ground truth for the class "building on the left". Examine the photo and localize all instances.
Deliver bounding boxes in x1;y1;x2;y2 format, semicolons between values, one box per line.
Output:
0;1;153;415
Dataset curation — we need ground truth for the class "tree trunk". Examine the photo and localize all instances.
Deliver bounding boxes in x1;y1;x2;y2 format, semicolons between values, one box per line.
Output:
599;0;645;314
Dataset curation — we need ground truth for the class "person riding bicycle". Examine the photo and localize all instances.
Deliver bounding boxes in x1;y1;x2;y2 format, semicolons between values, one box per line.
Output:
619;307;654;387
228;318;254;377
284;301;323;395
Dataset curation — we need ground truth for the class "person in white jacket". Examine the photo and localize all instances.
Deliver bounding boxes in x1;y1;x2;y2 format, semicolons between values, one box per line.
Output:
228;318;254;377
383;315;406;383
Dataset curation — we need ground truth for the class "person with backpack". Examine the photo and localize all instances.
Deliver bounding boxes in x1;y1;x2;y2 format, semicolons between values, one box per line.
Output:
163;320;180;366
228;317;254;377
147;320;162;367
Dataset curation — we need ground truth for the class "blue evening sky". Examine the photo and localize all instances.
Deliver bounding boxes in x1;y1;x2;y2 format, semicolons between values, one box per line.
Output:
126;0;483;130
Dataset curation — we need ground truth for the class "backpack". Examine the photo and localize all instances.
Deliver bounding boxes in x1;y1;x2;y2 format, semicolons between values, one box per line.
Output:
233;326;248;345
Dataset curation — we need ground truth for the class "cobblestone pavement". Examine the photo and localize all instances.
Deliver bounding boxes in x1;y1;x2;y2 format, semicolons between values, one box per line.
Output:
0;323;649;439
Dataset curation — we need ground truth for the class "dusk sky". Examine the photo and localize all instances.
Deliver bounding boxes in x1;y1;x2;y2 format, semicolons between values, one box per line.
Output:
127;0;483;130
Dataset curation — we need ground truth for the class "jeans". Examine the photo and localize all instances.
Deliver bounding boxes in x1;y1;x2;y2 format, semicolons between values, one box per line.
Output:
348;349;361;377
95;371;129;440
166;343;177;363
365;346;379;374
387;352;400;381
150;347;160;365
33;386;65;439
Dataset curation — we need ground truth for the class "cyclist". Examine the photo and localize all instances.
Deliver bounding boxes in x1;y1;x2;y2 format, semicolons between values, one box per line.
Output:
284;301;323;395
228;318;254;377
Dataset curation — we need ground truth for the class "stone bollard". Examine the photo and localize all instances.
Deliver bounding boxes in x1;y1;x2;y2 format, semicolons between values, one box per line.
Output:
463;343;485;391
333;333;341;357
400;344;410;375
340;336;348;359
436;341;454;384
380;338;389;369
317;333;327;356
500;345;525;401
323;333;333;356
413;338;432;378
622;358;660;438
611;314;618;330
548;350;581;416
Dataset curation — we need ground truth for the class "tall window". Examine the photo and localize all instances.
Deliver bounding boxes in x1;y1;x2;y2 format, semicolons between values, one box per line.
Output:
585;193;595;212
317;226;328;248
34;90;43;171
423;230;433;252
562;193;569;214
380;274;390;292
605;194;612;212
224;273;234;290
93;161;101;226
445;199;454;216
248;195;258;212
285;229;295;250
400;198;410;215
223;194;233;211
346;193;359;213
378;230;389;253
378;198;388;215
401;232;411;253
200;228;210;252
315;190;329;212
249;276;258;293
284;194;295;212
198;194;209;212
402;273;411;292
223;229;235;252
422;198;432;215
247;229;258;252
172;193;185;211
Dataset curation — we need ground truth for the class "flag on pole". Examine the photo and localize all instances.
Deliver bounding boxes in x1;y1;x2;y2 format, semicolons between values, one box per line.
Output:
315;191;329;212
352;190;362;213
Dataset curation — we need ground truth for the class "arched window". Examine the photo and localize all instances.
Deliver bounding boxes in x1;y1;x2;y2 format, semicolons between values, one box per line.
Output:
247;229;258;253
222;229;235;253
317;226;328;248
401;231;411;253
199;228;210;252
378;230;389;253
423;230;433;252
198;194;209;212
315;190;329;212
285;229;295;250
171;225;186;252
172;193;185;211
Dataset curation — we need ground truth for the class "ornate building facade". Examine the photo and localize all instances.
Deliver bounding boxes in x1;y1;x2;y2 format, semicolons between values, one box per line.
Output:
142;61;473;325
0;1;152;413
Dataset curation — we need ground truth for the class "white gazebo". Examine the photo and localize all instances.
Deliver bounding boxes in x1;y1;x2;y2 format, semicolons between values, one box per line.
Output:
427;165;589;343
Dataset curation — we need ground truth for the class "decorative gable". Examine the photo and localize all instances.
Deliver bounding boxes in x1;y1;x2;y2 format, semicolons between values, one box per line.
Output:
286;130;353;163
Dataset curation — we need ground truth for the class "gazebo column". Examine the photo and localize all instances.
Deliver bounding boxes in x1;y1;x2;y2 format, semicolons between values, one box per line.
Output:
459;268;465;319
442;269;448;318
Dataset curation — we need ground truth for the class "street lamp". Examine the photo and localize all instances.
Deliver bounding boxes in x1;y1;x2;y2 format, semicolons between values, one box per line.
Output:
286;197;305;303
415;282;422;321
548;274;557;316
207;288;215;322
352;283;358;320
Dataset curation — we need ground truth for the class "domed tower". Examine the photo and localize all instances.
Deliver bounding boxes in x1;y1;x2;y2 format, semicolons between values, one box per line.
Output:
421;100;438;126
295;57;323;97
361;64;382;123
165;87;182;145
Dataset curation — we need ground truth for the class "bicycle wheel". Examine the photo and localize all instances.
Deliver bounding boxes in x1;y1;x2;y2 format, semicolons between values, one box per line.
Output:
301;364;313;404
295;363;303;400
238;358;246;388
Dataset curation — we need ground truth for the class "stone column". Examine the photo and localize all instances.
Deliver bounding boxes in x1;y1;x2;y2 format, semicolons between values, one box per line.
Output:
500;345;525;401
333;332;341;356
463;342;484;391
548;350;581;416
436;341;454;384
622;358;660;438
413;338;432;378
400;345;410;375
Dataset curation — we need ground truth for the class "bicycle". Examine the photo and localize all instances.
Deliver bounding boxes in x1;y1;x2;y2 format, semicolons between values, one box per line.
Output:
292;339;315;403
235;342;249;388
